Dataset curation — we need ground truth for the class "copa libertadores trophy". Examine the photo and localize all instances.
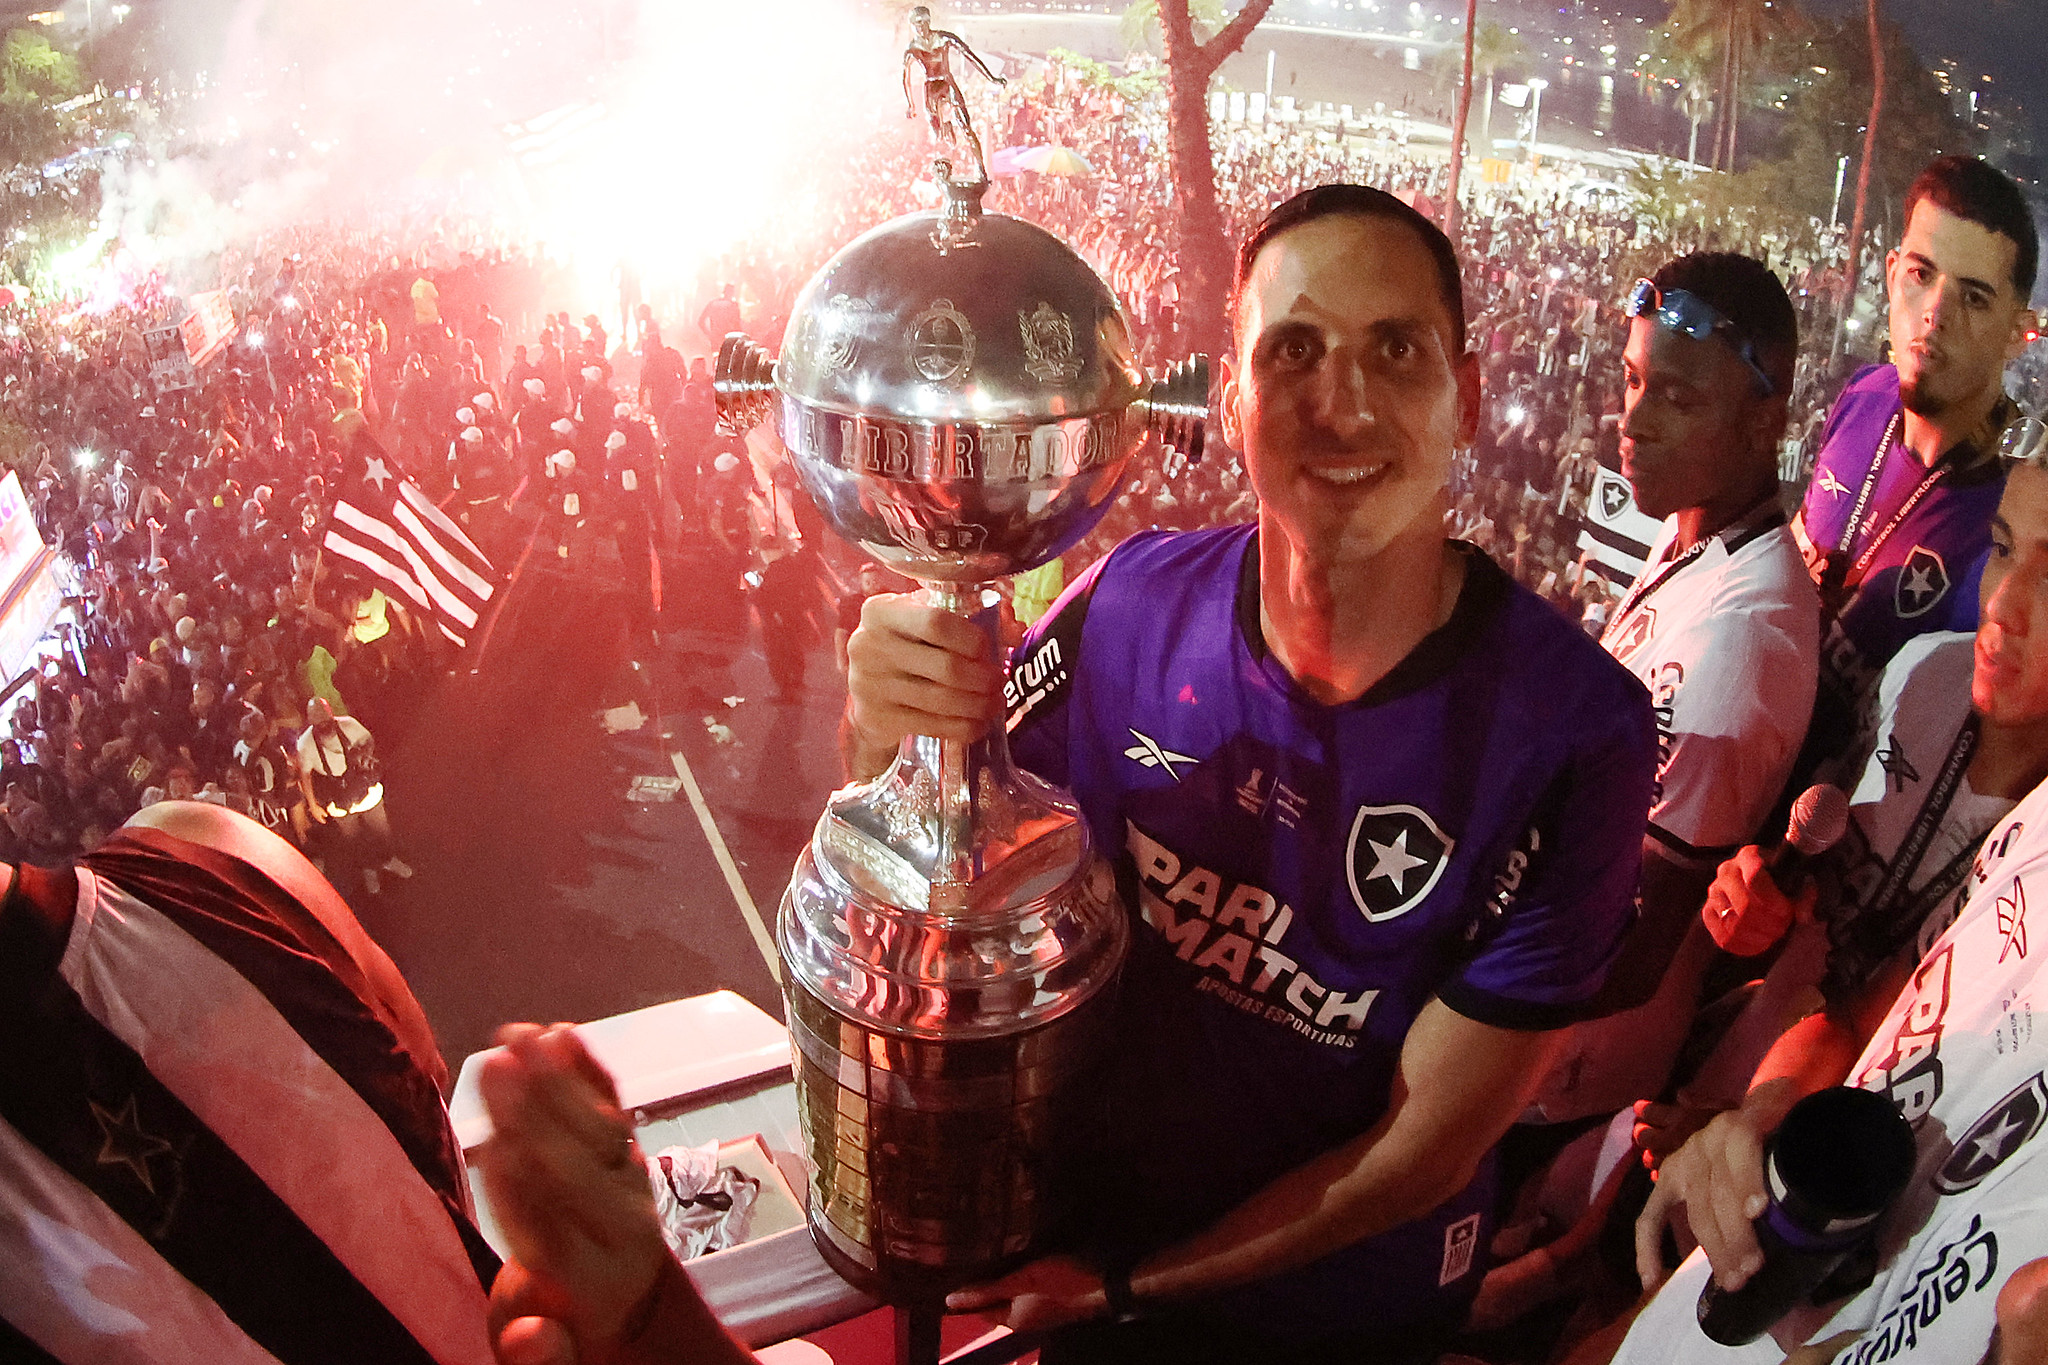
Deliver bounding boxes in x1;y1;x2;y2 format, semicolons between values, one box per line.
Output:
714;27;1208;1310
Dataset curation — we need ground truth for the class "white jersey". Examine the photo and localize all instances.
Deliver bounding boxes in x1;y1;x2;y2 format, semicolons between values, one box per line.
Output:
1533;507;1817;1122
1602;506;1820;864
1826;633;2016;988
1617;772;2048;1364
1678;634;2012;1109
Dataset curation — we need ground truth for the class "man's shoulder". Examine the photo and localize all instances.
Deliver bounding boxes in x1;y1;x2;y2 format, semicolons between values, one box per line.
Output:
1706;523;1821;620
1097;523;1254;585
1840;362;1900;397
1874;629;1976;727
1484;557;1650;716
1819;364;1901;447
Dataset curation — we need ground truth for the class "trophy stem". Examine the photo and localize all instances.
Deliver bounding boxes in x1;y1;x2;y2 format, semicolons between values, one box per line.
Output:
912;579;996;911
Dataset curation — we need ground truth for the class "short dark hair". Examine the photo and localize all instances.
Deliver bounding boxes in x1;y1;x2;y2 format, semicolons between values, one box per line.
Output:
1649;252;1799;397
1231;184;1467;353
1904;155;2039;300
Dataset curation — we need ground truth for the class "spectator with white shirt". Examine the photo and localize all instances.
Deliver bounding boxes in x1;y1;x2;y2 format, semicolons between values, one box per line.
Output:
1476;255;1820;1332
1533;254;1819;1127
295;697;411;895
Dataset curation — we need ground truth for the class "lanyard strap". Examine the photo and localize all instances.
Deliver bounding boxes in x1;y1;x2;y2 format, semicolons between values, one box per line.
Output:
1603;502;1787;647
1824;412;1945;602
1835;412;1901;554
1604;541;1708;643
1865;714;1982;929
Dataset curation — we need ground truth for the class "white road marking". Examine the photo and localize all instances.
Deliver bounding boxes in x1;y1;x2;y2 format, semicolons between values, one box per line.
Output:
671;750;781;982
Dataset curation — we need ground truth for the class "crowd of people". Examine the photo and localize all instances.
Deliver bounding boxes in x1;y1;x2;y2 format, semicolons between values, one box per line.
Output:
0;233;419;874
672;52;1905;638
0;222;719;883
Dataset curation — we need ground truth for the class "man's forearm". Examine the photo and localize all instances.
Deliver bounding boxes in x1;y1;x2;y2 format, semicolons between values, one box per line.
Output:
1739;1009;1869;1132
1130;1103;1479;1302
1130;1004;1566;1305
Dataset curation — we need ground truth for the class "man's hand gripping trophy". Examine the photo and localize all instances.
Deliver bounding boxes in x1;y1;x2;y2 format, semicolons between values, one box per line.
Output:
902;5;1006;185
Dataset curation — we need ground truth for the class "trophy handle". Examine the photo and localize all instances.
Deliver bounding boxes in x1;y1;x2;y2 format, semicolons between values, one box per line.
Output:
713;333;778;436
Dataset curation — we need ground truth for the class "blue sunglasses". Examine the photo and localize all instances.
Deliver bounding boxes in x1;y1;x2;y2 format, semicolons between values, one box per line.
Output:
1624;278;1777;397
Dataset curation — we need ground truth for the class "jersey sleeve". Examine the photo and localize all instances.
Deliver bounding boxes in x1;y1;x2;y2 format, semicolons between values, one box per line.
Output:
1437;677;1659;1031
1944;545;1988;634
1003;552;1108;789
1648;600;1817;864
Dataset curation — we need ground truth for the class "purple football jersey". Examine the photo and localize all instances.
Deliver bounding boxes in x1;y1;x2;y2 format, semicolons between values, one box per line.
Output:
1795;364;2007;707
1007;525;1657;1341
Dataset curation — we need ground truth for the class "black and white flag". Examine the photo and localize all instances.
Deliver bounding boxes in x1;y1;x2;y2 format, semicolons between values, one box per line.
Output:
322;436;499;646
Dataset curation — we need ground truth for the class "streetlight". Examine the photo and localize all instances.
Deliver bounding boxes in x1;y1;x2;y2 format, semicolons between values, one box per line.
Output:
1526;77;1548;163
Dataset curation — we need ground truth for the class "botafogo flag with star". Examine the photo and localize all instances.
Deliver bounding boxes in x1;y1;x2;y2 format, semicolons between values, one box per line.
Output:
322;434;500;646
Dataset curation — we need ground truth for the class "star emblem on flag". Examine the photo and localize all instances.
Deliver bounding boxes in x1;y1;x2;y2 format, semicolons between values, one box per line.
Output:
90;1094;174;1195
1597;473;1631;522
320;432;502;649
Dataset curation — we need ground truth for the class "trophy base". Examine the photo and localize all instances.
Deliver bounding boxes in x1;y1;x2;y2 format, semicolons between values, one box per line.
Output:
785;961;1118;1307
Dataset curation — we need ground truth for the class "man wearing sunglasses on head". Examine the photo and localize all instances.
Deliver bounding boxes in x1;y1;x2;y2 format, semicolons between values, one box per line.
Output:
1791;155;2038;780
1522;256;1817;1133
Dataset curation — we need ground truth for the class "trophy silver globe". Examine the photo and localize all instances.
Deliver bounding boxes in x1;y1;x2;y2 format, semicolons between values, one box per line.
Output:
716;169;1207;1305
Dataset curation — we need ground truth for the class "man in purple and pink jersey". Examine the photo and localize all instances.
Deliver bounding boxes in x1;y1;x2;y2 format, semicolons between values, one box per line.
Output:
1791;156;2037;779
832;185;1661;1363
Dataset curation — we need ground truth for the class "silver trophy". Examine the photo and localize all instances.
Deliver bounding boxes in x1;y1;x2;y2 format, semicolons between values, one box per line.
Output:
716;97;1206;1304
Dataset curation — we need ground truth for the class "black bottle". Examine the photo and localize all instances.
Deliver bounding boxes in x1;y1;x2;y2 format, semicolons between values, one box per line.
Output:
1696;1086;1918;1346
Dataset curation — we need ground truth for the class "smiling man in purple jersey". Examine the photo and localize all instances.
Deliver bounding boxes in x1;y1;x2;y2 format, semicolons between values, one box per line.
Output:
837;185;1660;1363
1792;156;2038;782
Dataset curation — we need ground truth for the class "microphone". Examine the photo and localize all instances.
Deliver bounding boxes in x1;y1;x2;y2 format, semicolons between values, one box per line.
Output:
1695;1086;1917;1345
1765;784;1850;897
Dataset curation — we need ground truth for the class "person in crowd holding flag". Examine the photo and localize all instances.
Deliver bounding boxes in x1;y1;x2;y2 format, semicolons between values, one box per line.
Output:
319;432;502;649
1790;156;2038;781
296;696;410;896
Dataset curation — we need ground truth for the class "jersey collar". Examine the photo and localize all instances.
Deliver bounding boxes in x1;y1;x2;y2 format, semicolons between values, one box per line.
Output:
1235;533;1510;709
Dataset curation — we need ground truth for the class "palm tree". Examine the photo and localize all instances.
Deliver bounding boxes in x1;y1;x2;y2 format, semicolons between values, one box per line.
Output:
0;28;83;172
1661;0;1800;172
1468;19;1523;155
1445;12;1521;237
1121;0;1227;53
1833;0;1883;366
1445;0;1479;240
